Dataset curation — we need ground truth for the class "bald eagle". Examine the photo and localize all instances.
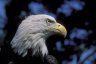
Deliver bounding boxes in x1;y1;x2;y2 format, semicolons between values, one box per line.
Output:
9;14;67;64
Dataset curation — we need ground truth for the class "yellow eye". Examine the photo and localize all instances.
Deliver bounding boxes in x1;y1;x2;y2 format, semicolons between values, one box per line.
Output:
46;19;55;26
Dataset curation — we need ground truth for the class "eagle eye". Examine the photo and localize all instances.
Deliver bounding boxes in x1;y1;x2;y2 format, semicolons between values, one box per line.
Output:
46;19;55;26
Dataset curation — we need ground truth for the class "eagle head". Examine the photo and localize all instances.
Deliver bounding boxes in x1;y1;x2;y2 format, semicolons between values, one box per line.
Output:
11;14;67;57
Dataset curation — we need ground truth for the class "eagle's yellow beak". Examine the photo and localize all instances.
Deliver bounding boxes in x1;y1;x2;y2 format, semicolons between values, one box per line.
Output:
52;23;67;37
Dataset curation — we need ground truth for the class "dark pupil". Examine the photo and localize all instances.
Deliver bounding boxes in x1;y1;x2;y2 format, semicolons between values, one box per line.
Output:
48;19;54;23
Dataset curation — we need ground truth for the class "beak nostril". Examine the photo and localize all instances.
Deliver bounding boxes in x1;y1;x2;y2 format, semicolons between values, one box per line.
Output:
58;25;61;27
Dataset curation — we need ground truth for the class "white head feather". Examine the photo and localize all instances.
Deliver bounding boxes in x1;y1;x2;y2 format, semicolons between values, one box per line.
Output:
11;14;56;57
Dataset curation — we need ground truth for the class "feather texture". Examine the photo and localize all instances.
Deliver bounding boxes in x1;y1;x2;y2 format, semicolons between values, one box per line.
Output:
10;14;56;57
